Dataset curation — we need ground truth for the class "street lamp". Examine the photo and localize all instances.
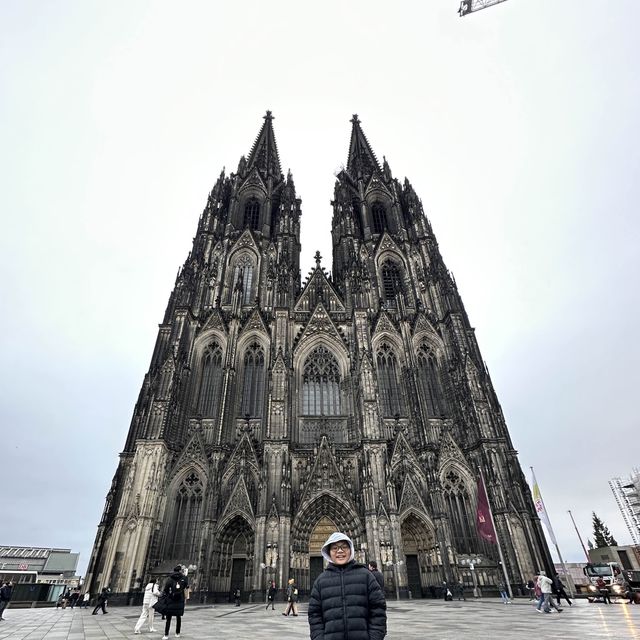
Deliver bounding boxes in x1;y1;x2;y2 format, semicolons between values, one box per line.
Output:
460;557;482;598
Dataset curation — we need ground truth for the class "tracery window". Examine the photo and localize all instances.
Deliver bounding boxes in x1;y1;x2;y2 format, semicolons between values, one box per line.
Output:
302;346;341;416
381;260;403;308
198;342;223;417
417;344;447;417
442;470;476;555
376;342;405;417
241;342;265;417
233;254;255;306
371;201;388;234
167;472;203;559
243;199;260;230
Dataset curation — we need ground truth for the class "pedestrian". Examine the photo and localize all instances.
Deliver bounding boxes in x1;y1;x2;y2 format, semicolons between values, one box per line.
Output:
308;531;386;640
368;561;385;593
161;565;189;640
134;578;161;634
536;572;562;613
595;577;611;604
282;578;299;616
497;580;510;604
456;580;466;601
70;588;80;608
91;587;111;615
80;592;90;608
266;580;277;610
234;587;241;606
442;581;453;601
526;577;536;600
0;581;13;621
552;573;572;607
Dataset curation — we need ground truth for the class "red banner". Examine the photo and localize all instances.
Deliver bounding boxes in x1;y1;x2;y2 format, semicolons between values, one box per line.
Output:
476;474;497;544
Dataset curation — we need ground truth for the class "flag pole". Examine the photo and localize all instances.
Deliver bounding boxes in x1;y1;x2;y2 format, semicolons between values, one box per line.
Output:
479;468;513;600
530;467;574;597
568;509;590;562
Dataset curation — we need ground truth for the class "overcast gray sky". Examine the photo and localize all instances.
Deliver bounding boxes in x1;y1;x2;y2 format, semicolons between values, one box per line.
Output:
1;1;638;576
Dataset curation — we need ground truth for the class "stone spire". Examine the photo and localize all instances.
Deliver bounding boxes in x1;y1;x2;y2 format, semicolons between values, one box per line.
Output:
245;110;283;180
346;114;381;180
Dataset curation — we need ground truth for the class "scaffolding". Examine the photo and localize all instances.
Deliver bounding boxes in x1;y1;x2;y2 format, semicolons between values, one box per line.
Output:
609;470;640;545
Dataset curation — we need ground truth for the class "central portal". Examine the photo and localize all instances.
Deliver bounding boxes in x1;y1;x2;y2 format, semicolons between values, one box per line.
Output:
308;516;336;589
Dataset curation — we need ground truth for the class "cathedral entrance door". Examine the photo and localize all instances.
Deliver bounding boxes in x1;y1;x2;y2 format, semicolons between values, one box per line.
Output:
406;555;421;598
230;558;246;599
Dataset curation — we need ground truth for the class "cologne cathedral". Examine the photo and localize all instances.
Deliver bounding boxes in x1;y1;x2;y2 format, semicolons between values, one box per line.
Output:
86;113;552;600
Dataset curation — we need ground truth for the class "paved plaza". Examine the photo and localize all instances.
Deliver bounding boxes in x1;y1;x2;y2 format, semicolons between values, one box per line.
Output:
1;598;639;640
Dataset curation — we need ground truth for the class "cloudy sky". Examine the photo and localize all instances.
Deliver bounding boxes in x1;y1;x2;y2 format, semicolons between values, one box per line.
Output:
1;1;638;576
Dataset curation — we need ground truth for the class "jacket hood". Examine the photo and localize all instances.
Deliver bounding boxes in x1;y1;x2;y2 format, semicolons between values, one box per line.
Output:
321;531;355;563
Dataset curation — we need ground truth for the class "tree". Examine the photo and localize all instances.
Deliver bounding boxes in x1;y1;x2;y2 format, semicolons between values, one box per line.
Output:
592;512;618;548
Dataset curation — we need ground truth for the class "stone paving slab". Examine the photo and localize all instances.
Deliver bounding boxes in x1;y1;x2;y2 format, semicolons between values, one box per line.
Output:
0;598;639;640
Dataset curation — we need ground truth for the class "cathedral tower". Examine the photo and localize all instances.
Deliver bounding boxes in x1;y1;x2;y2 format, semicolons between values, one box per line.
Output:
86;113;551;600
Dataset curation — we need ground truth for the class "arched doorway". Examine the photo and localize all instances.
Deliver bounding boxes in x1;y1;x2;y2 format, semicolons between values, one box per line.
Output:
290;493;364;592
400;511;437;598
308;516;336;588
211;515;254;598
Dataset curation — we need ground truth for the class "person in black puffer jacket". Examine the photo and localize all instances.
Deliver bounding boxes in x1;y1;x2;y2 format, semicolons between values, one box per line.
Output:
308;532;386;640
162;565;189;639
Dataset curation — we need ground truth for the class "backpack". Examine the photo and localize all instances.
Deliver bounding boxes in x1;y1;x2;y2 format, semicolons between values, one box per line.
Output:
167;577;184;601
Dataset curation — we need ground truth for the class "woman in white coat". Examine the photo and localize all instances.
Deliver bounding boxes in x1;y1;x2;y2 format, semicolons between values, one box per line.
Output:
134;578;161;634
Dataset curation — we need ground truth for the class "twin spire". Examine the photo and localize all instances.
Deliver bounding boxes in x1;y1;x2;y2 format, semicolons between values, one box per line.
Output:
244;111;383;181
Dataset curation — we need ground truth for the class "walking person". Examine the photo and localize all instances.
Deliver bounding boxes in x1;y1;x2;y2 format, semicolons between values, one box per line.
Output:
368;561;385;593
282;578;299;616
536;572;562;613
0;581;13;621
595;577;611;604
497;580;510;604
308;531;386;640
91;587;111;615
234;587;241;606
552;573;572;607
134;578;161;634
162;565;189;640
80;592;90;608
456;580;466;601
266;581;277;610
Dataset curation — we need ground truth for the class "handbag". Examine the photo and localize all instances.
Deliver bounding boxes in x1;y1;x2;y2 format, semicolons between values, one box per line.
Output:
152;593;170;614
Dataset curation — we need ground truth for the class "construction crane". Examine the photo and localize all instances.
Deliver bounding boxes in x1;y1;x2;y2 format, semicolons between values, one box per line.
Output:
459;0;510;16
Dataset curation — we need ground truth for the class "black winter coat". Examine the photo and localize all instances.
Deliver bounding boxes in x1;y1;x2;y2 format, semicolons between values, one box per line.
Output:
163;572;189;616
308;561;386;640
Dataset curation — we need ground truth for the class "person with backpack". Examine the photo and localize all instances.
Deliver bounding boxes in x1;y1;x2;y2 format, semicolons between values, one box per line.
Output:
162;565;189;640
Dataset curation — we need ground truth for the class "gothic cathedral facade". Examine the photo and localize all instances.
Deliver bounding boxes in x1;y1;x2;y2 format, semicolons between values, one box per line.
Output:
86;113;552;599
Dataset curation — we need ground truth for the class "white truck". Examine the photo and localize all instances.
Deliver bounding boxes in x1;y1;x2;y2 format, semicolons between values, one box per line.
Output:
583;562;640;602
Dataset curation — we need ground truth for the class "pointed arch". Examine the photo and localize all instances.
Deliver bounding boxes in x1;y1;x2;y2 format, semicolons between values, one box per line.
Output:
440;467;478;555
239;341;266;418
376;342;405;417
243;198;261;230
416;343;447;417
164;469;205;561
380;259;404;308
198;341;224;417
301;345;342;416
371;200;388;234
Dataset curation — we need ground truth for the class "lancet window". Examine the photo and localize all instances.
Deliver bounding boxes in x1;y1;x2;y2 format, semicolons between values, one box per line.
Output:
243;199;260;230
381;260;403;308
371;201;388;234
241;342;265;417
442;470;476;555
198;342;224;417
301;346;341;416
233;254;255;306
376;342;405;417
166;472;203;559
417;344;447;417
